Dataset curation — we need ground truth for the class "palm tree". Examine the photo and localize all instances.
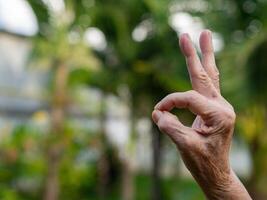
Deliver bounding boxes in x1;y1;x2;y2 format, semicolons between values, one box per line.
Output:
27;1;100;199
87;1;190;199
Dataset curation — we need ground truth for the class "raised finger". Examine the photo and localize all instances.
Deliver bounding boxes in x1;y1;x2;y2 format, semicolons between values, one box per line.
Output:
179;33;217;97
199;30;220;92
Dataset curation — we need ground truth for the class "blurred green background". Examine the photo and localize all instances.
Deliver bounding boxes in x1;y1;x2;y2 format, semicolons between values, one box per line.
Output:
0;0;267;199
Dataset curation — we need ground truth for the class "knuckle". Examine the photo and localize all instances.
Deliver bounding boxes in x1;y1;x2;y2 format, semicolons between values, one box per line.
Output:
187;90;210;106
228;110;236;123
197;70;215;88
212;70;220;83
192;69;209;81
214;69;220;78
187;90;198;98
197;69;209;81
223;109;236;128
186;90;198;104
214;66;220;75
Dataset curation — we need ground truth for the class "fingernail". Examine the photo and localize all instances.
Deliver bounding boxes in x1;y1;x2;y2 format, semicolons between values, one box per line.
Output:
152;110;162;123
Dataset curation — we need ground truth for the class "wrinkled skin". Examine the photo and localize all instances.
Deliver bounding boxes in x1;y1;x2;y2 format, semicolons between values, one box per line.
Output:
152;31;251;200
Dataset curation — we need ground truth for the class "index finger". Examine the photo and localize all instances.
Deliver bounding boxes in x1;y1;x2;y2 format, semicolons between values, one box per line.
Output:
155;90;211;117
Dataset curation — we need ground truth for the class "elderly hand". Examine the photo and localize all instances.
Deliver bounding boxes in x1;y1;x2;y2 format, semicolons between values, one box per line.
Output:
152;30;251;200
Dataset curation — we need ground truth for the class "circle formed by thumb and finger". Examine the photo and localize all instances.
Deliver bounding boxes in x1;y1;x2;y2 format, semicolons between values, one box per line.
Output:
154;90;210;117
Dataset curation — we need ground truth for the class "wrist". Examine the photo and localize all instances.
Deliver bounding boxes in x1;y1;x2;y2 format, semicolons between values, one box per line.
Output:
196;169;251;200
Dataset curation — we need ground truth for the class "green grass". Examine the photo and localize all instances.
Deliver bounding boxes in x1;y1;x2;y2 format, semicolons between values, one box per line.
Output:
135;174;205;200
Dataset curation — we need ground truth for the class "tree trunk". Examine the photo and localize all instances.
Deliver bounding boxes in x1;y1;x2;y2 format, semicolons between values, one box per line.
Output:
43;62;68;200
151;124;162;200
43;147;61;200
121;90;135;200
97;94;110;199
121;158;134;200
121;115;136;200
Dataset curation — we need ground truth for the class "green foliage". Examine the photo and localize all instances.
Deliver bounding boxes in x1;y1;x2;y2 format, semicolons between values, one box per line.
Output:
135;175;205;200
0;124;46;200
3;0;267;199
0;122;102;199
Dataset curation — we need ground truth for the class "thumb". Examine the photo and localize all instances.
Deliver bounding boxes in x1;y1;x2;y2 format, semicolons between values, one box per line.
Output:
152;110;187;144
